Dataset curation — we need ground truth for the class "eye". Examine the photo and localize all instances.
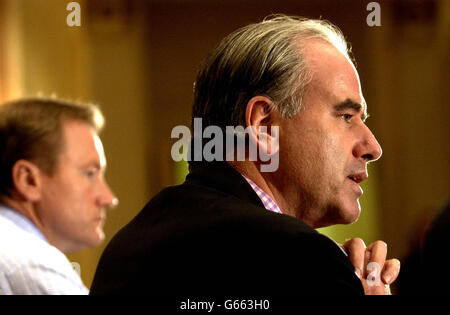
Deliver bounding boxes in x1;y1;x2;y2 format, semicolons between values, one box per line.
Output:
84;169;97;179
341;113;353;122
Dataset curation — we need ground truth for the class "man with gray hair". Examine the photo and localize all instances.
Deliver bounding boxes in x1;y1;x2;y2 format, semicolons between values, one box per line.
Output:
91;15;399;296
0;97;118;294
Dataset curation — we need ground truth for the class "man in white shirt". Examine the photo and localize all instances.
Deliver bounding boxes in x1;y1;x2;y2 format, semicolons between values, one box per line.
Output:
0;97;118;294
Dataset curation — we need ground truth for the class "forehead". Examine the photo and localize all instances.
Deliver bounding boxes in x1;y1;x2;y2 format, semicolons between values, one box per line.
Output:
60;120;105;166
301;39;364;109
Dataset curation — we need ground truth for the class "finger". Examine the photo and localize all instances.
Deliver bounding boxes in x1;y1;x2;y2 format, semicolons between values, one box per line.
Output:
364;248;371;274
365;240;387;279
342;238;366;278
381;259;401;284
366;240;387;265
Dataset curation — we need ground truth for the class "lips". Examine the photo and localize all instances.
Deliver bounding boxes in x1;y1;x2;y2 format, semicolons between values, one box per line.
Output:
95;217;105;224
96;212;106;223
347;172;368;184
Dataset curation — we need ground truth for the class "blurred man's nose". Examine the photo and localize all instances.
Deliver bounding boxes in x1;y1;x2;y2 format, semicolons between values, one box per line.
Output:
98;181;118;209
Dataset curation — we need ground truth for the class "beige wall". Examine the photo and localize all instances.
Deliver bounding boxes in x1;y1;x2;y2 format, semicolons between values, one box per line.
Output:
365;1;450;259
1;0;448;290
2;0;154;287
0;0;5;101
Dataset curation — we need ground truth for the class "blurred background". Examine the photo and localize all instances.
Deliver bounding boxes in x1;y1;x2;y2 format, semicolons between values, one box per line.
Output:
0;0;448;293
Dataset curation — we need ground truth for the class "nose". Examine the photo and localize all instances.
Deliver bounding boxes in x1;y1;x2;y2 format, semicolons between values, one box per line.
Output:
353;124;382;163
98;181;119;209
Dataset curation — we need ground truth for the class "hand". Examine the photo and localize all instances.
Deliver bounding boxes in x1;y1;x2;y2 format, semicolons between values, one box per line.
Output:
341;238;401;295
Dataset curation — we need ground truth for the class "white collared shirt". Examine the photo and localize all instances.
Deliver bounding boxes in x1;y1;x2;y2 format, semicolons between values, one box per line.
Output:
0;204;88;295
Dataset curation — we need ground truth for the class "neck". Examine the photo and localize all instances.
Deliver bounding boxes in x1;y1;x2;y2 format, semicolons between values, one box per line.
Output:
1;194;77;253
0;195;47;236
227;160;298;218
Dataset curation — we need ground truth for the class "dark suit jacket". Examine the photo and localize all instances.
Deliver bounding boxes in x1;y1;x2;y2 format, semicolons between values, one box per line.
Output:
90;161;363;296
421;200;450;295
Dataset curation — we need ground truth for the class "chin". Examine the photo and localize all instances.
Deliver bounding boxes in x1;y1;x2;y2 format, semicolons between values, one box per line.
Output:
92;231;105;246
81;232;105;250
314;199;361;228
341;210;360;225
339;199;361;224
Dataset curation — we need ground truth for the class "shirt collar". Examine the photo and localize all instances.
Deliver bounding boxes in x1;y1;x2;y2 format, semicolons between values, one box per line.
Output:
0;203;48;243
241;177;349;257
242;175;282;214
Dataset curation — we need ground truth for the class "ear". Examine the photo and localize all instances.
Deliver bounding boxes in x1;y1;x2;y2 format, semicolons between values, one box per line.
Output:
245;96;274;128
245;96;280;157
11;160;43;202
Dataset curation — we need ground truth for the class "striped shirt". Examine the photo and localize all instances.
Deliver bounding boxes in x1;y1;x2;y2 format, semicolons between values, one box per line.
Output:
0;204;88;295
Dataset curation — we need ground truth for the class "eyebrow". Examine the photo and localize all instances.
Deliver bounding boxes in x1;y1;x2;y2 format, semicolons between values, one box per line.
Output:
80;161;103;170
333;98;369;122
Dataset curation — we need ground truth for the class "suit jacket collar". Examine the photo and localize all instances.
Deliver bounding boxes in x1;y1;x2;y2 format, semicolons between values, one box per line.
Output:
185;161;265;209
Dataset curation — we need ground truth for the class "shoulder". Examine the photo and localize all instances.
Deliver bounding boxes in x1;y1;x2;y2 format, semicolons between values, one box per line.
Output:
112;183;317;250
94;184;362;295
0;217;63;271
0;219;87;295
106;182;343;261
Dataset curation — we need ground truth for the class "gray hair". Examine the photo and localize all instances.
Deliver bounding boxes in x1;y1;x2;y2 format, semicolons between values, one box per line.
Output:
192;15;351;128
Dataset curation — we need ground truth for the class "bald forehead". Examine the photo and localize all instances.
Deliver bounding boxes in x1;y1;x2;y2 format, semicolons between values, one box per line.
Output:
301;38;356;80
300;38;364;108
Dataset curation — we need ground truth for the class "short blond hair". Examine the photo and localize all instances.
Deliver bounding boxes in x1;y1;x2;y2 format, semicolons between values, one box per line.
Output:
0;97;104;196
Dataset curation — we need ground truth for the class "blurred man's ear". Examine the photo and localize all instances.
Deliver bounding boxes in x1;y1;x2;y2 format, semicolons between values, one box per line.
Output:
11;160;43;202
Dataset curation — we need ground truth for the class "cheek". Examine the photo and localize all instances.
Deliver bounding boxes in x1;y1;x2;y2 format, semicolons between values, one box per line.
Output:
62;187;97;219
280;131;324;187
324;133;346;168
279;120;347;181
302;128;336;168
76;189;97;212
303;129;349;190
